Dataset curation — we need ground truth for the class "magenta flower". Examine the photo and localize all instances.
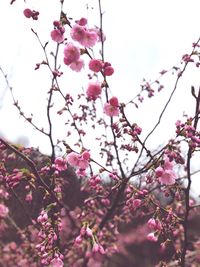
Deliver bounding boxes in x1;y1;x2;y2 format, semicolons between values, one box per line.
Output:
86;82;102;100
63;43;80;65
71;24;86;42
89;59;103;72
23;8;32;18
104;66;114;76
155;157;177;185
51;29;64;43
66;152;80;167
54;157;67;171
104;97;120;117
80;30;98;47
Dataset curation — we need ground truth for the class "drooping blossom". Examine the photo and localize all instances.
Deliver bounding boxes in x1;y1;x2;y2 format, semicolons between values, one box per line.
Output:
89;59;103;72
147;218;162;231
104;97;120;117
155;157;177;185
92;243;105;255
54;157;67;172
86;82;102;100
63;43;80;65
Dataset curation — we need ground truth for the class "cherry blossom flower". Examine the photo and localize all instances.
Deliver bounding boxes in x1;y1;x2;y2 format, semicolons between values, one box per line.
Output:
23;8;39;20
104;66;114;76
66;152;80;167
89;59;103;72
155;157;177;185
63;43;80;65
70;24;86;42
104;97;120;117
69;59;84;72
51;29;65;43
80;30;98;47
54;157;67;172
86;82;102;100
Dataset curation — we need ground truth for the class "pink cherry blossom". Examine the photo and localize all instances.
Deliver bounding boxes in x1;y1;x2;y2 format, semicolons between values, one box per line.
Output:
63;43;80;65
70;24;86;42
54;157;67;171
89;59;103;72
23;8;39;20
159;169;177;185
66;152;80;167
80;30;98;47
155;157;177;185
86;82;102;100
104;97;120;117
51;29;65;43
104;66;114;76
23;8;32;18
69;59;84;72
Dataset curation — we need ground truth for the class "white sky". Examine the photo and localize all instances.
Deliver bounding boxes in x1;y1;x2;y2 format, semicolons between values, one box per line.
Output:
0;0;200;195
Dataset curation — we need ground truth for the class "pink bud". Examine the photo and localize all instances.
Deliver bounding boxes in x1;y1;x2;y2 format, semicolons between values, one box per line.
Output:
104;66;114;76
109;97;119;107
23;8;32;18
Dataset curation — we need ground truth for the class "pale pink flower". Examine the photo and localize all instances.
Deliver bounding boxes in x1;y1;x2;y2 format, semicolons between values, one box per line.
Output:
51;29;65;43
80;30;98;47
104;97;120;117
159;169;177;185
70;59;84;72
89;59;103;72
147;232;158;242
71;24;86;42
50;257;64;267
86;82;102;100
0;204;9;218
54;157;67;171
63;43;80;65
155;157;177;185
66;152;80;167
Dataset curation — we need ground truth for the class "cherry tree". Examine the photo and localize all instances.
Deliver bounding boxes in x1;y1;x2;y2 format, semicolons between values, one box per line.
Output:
0;0;200;266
